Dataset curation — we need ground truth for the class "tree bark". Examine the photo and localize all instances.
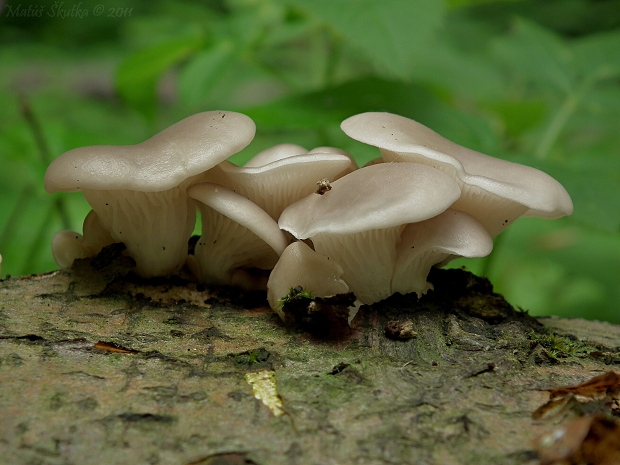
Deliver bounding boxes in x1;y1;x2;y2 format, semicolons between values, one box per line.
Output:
1;262;618;465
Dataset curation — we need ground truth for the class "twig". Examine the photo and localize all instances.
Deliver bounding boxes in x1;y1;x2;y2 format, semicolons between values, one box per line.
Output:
0;185;35;250
19;93;72;230
21;204;56;275
534;92;581;160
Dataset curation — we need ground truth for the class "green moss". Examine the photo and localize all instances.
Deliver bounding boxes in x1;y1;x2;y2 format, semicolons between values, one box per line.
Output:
277;286;313;308
232;348;271;366
530;331;595;359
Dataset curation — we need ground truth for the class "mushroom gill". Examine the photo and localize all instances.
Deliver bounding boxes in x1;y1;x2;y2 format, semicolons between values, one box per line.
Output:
187;183;289;291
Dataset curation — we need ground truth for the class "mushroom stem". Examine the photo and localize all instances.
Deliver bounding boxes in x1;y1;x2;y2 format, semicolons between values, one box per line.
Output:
83;182;195;278
311;226;404;305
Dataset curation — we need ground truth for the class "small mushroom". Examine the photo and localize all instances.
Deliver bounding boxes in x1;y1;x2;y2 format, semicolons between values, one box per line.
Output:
187;183;289;291
44;111;256;277
279;163;461;304
266;241;349;320
51;210;115;268
212;150;357;220
341;112;573;236
392;209;493;297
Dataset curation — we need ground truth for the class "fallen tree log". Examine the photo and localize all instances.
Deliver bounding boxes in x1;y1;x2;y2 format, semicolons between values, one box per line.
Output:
1;262;619;465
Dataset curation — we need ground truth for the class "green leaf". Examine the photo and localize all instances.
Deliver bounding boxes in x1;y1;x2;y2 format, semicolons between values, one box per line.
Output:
492;18;574;93
572;30;620;82
284;0;444;79
178;41;237;107
116;36;202;120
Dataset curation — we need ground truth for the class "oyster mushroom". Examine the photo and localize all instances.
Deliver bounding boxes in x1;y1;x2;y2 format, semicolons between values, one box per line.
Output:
266;241;349;319
187;183;289;291
44;111;256;277
392;209;493;297
341;112;573;236
51;210;115;269
279;163;461;304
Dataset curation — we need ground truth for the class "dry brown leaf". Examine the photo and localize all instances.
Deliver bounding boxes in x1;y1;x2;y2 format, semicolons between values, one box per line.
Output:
534;372;620;419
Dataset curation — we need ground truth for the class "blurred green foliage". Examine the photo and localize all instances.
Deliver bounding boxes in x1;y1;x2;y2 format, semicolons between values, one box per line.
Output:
1;0;619;322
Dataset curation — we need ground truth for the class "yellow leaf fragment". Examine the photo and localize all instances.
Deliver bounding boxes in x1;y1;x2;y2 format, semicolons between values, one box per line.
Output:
244;370;285;417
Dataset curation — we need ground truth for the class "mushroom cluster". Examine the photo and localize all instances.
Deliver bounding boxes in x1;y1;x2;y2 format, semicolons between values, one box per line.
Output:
45;111;573;319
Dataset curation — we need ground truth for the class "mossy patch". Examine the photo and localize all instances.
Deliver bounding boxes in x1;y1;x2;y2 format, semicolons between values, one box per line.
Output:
278;286;314;308
530;330;599;360
231;347;272;367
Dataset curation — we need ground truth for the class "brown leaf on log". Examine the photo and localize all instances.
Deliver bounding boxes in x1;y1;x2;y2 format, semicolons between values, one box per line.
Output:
533;371;620;419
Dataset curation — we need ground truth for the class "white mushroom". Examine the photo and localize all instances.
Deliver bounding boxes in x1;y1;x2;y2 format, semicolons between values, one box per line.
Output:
341;112;573;236
187;183;289;291
279;163;461;304
266;241;349;320
51;210;115;268
44;111;256;278
391;210;493;297
211;150;357;221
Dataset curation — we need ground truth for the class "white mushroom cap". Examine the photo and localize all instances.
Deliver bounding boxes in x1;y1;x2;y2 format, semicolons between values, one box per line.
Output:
243;144;358;168
308;146;359;170
267;241;349;320
279;163;461;237
392;210;494;297
279;163;461;304
213;151;357;220
341;112;573;236
187;183;289;290
45;111;255;193
51;210;116;269
44;111;256;278
244;143;308;167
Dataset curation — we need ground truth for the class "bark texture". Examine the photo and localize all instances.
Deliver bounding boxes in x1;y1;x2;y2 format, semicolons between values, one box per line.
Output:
1;261;619;465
